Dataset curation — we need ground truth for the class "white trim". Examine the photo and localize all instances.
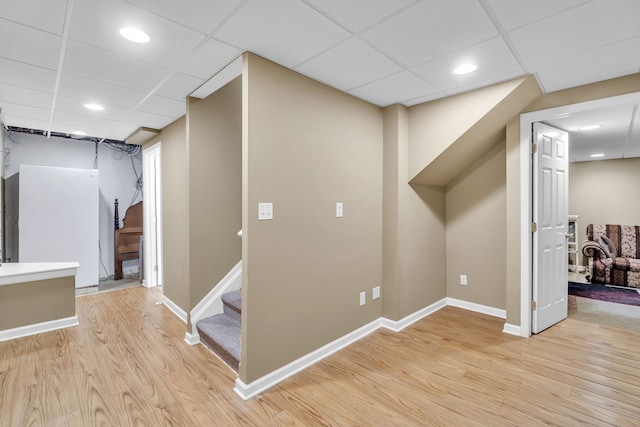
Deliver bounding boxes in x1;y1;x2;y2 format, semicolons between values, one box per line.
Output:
518;91;640;338
234;318;382;400
184;331;200;346
190;56;242;99
190;261;242;325
233;297;512;400
380;297;448;332
161;296;187;323
0;315;78;342
447;298;506;319
502;323;521;336
0;262;79;286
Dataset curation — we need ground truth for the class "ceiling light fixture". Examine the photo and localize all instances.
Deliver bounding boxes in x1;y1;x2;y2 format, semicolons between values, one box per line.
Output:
580;124;601;131
119;27;150;44
590;153;605;158
83;103;104;111
72;131;87;136
453;63;477;75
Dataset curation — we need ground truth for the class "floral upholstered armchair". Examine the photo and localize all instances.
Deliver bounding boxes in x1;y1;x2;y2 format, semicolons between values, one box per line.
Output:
581;224;640;288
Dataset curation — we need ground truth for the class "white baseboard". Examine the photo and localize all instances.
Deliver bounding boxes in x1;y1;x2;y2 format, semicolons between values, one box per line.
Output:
234;318;382;400
162;296;187;323
233;297;513;400
502;323;521;336
446;298;506;319
380;297;448;332
191;261;242;325
0;316;79;342
184;331;200;346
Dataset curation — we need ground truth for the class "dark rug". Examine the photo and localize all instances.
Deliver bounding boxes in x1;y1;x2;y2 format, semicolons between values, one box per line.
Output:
568;281;640;307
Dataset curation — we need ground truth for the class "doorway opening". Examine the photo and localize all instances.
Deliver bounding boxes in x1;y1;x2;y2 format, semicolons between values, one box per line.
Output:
519;91;640;337
143;141;163;289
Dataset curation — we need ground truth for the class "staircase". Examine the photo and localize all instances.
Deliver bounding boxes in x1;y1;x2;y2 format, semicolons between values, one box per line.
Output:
195;290;241;372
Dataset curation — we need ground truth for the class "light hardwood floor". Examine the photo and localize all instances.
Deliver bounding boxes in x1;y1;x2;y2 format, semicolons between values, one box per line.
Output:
1;286;640;426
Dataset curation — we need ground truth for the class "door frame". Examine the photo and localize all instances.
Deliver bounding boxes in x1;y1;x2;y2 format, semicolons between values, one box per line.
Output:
518;91;640;337
142;141;163;288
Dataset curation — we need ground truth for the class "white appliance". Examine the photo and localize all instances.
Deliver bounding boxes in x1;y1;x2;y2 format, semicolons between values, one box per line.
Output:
19;165;99;288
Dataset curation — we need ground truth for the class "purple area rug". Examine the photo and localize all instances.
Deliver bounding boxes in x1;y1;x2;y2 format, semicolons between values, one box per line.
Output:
568;282;640;307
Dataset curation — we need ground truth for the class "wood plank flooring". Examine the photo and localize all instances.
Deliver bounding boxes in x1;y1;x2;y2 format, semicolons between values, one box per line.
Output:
1;286;640;426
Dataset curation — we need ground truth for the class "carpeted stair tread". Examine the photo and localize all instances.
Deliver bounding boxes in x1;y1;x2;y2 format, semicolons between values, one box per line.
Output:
196;313;241;372
221;290;242;315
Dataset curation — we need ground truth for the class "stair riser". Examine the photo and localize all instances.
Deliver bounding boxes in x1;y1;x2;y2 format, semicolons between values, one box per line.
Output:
223;303;241;321
199;332;239;372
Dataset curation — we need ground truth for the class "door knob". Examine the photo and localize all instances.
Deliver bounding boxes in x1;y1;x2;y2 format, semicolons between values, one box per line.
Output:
565;233;574;238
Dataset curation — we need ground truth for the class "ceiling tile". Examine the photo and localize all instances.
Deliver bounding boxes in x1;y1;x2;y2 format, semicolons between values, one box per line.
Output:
120;109;179;129
412;37;524;92
509;0;640;68
0;83;53;110
0;0;67;34
215;0;350;68
296;38;402;91
111;122;142;140
3;115;51;133
178;39;241;79
63;41;171;92
534;37;640;92
70;0;206;69
305;0;414;32
348;71;440;107
123;0;245;34
0;19;61;70
137;95;185;117
53;109;121;131
486;0;590;31
154;72;204;100
59;74;147;109
1;100;51;122
361;0;498;67
0;58;57;92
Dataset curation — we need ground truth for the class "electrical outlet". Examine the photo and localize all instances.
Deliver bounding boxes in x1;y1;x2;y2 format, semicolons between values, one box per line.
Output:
372;286;380;300
359;291;366;306
460;275;468;286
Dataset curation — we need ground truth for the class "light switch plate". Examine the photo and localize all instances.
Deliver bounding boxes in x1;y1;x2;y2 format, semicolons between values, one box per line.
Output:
258;202;273;220
359;291;366;306
336;202;343;218
372;286;380;300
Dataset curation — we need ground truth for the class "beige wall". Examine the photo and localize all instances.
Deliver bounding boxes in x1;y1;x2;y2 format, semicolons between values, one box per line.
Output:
569;157;640;263
187;78;242;314
241;53;383;383
408;76;539;186
382;105;446;321
445;141;506;308
144;117;189;313
0;276;75;330
505;73;640;326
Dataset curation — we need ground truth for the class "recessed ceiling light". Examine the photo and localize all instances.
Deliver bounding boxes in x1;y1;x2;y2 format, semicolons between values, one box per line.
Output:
119;27;150;44
453;63;477;75
72;131;87;136
590;153;605;158
580;125;601;131
83;103;104;111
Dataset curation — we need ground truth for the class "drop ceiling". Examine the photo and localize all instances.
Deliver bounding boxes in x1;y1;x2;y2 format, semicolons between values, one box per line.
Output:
0;0;639;159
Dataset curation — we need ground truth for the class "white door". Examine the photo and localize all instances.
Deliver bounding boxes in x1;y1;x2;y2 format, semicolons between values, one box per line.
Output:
143;143;163;288
532;123;569;333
